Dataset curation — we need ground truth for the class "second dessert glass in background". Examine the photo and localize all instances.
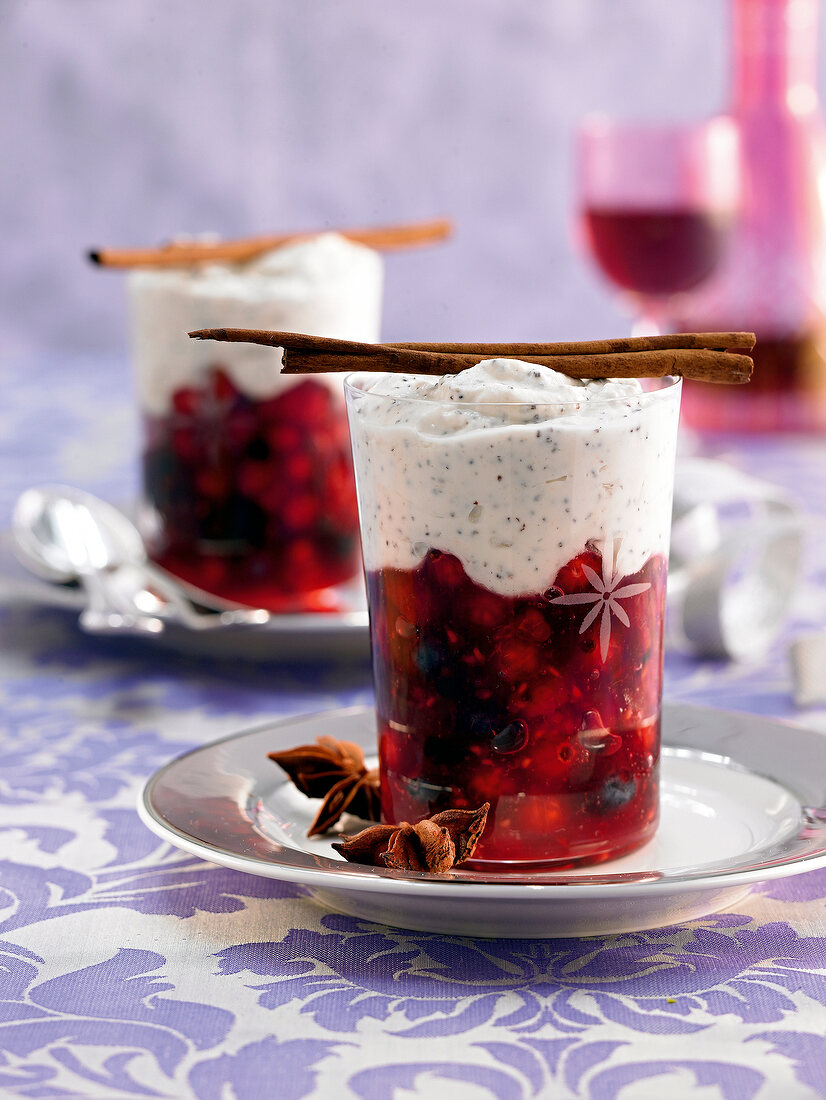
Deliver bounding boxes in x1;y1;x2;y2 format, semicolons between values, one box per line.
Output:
129;233;383;611
346;361;682;866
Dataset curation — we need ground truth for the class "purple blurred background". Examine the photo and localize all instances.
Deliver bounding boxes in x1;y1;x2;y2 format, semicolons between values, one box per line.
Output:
3;0;802;360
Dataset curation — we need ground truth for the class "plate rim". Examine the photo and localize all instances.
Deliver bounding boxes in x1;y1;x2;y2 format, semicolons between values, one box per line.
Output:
137;702;826;899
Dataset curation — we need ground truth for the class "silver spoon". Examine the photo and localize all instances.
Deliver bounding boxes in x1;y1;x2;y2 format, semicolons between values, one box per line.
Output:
11;485;269;635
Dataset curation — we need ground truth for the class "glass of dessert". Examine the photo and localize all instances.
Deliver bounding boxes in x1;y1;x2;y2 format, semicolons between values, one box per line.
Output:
129;233;383;611
345;359;682;866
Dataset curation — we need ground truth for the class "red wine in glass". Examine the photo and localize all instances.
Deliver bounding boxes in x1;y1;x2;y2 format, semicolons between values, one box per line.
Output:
583;207;732;297
576;117;740;327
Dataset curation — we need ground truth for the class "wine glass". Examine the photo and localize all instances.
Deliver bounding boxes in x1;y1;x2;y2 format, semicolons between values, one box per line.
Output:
576;115;741;334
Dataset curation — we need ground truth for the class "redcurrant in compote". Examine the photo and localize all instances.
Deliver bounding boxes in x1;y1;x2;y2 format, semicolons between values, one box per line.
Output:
368;543;667;866
141;367;360;611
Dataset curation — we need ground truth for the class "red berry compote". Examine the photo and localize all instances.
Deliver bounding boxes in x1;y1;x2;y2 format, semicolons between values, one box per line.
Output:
141;371;360;610
346;361;681;866
129;234;383;611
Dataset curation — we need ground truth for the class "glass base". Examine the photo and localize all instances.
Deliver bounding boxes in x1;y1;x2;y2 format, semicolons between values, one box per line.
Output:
464;822;658;871
151;549;358;613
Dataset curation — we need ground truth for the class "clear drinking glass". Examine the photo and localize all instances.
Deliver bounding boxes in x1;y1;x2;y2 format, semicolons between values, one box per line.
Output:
345;373;682;866
576;116;740;335
129;234;383;611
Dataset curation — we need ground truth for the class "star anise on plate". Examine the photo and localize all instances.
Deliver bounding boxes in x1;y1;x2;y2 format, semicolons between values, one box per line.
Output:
332;803;490;872
268;736;381;836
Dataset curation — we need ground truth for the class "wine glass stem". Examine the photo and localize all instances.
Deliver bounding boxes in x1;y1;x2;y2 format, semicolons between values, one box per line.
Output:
632;298;673;338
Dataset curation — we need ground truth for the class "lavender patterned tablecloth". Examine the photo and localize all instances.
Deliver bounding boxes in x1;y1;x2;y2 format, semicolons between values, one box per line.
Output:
2;356;826;1100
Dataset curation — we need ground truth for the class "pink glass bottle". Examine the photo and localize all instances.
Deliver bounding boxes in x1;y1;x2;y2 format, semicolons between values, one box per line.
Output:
675;0;826;431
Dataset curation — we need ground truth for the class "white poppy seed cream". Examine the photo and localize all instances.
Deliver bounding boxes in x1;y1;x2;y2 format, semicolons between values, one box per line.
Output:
129;233;383;416
346;359;681;596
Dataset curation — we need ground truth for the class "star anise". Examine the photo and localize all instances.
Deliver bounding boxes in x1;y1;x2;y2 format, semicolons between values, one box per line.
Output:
268;736;381;837
332;803;490;872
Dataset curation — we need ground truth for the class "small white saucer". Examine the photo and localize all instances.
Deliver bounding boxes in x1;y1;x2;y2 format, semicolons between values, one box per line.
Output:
0;532;369;660
138;704;826;938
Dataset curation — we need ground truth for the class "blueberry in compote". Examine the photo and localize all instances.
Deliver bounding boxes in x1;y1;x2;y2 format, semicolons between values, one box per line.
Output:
593;774;638;812
490;720;529;755
414;640;446;675
467;711;496;739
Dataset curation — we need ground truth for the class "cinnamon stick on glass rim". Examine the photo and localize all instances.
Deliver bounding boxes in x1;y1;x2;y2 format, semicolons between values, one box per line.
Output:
187;329;755;385
88;218;452;269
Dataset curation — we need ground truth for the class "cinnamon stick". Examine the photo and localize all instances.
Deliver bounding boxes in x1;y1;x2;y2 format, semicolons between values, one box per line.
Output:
284;346;751;383
390;332;757;355
187;328;754;385
88;218;452;268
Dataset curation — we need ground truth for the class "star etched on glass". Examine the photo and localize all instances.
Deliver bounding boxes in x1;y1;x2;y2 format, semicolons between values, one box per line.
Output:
550;537;651;661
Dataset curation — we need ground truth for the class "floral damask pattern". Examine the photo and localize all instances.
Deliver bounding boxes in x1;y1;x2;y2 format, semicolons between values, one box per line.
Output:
2;367;826;1097
215;914;826;1035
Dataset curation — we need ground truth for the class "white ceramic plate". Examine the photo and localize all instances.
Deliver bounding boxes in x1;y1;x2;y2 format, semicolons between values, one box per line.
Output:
138;703;826;938
0;532;369;659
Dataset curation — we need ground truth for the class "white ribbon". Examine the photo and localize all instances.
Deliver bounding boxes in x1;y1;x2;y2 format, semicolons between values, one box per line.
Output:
668;457;804;661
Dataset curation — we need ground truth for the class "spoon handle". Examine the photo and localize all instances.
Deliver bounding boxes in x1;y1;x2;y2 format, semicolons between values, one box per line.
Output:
78;570;163;636
139;562;269;630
